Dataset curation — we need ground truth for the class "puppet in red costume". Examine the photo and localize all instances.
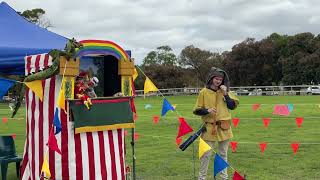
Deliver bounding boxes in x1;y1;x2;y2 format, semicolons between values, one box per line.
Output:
74;72;92;109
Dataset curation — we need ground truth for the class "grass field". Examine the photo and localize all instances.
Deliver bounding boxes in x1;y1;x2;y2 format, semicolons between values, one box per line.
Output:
1;95;320;180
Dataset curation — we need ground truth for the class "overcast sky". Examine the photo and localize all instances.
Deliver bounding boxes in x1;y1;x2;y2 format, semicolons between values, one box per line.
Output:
5;0;320;64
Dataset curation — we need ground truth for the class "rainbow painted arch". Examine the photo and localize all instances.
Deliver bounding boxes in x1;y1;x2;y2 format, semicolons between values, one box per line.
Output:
75;40;130;61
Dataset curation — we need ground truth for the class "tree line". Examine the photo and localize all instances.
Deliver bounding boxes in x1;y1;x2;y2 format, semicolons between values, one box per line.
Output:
135;32;320;89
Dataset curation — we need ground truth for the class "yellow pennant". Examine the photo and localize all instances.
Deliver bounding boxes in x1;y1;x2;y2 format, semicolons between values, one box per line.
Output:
144;77;159;95
133;68;138;81
24;80;43;101
57;78;66;111
199;137;212;159
41;154;51;178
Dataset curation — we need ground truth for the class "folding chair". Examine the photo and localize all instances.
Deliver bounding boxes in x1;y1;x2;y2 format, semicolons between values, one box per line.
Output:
0;135;22;180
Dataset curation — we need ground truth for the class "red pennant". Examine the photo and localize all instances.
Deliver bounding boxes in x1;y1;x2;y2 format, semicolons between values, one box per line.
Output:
259;142;267;153
295;117;304;128
176;137;182;146
134;132;139;141
12;134;16;139
233;171;245;180
47;128;62;154
232;118;239;128
133;114;138;121
252;103;261;111
263;118;270;128
2;117;8;124
176;117;193;138
131;78;136;96
124;130;128;136
153;115;159;124
130;98;136;113
291;143;299;154
230;141;238;153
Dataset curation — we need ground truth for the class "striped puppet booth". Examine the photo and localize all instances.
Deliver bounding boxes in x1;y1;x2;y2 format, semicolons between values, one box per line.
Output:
20;40;136;180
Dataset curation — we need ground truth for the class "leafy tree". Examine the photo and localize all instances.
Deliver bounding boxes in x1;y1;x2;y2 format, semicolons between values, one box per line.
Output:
19;8;52;28
178;45;222;85
142;46;177;66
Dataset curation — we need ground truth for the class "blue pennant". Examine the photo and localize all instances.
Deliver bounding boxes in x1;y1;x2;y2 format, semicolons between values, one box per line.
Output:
161;98;175;116
213;153;229;178
53;108;62;134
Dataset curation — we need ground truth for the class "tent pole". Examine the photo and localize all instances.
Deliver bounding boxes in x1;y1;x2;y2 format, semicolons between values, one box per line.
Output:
131;128;136;180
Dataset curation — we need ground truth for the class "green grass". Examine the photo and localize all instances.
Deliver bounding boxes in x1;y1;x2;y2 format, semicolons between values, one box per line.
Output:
1;95;320;179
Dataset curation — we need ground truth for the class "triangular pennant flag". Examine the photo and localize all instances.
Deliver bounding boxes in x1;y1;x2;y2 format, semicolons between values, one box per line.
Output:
272;105;290;116
57;85;66;112
199;137;212;159
130;98;136;113
2;117;8;124
53;108;62;134
263;118;271;128
133;114;138;121
233;171;245;180
47;128;62;154
176;137;182;146
259;142;267;154
153;115;159;124
144;77;159;95
12;133;16;139
295;117;304;128
213;153;229;178
161;98;175;116
134;132;139;141
41;154;51;178
0;78;16;99
176;117;193;138
252;103;261;111
232;118;239;128
230;141;238;153
287;104;294;112
291;143;299;154
24;80;43;101
133;68;138;81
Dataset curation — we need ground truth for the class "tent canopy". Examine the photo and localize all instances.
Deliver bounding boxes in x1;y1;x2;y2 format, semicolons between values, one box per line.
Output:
0;2;68;75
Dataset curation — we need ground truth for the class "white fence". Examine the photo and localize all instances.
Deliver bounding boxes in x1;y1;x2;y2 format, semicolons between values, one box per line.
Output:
135;85;319;96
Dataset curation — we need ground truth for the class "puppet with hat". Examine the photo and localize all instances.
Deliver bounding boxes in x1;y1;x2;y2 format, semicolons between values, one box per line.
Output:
74;71;93;109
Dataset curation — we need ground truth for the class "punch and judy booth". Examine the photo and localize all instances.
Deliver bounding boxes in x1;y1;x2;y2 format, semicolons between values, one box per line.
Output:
20;40;136;180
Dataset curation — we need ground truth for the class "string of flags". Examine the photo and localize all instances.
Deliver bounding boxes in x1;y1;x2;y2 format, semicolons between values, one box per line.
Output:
229;141;301;154
231;117;305;128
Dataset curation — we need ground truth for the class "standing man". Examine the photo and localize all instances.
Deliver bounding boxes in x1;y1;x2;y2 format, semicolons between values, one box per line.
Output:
194;67;239;180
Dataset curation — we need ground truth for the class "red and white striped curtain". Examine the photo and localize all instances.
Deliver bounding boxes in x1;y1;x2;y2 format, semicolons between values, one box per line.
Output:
20;54;126;180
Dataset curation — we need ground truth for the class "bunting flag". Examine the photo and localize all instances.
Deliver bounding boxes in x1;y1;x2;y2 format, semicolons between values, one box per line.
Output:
0;78;16;99
259;142;267;153
2;117;8;124
133;68;138;81
134;132;139;141
213;153;229;178
153;115;159;123
144;77;159;95
199;137;211;159
233;171;245;180
161;98;175;116
287;104;294;112
295;117;304;128
12;133;16;139
232;118;239;128
24;80;44;101
263;118;271;128
272;105;290;116
57;79;66;112
176;117;193;138
252;103;261;111
46;128;62;154
41;154;51;178
53;108;62;134
230;141;238;153
291;143;299;154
